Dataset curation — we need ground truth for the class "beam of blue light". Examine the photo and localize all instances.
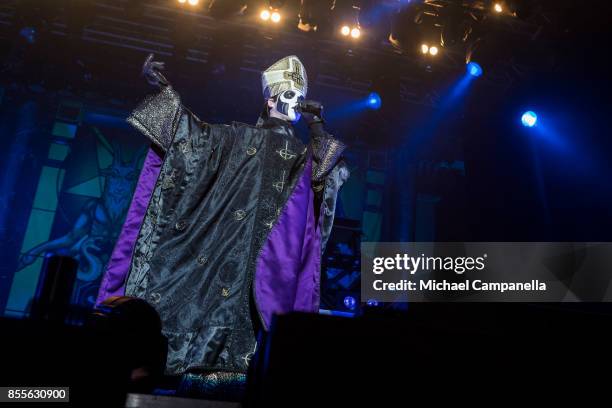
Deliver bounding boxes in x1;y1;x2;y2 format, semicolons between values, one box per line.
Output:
446;74;473;105
326;92;382;120
326;100;368;120
390;69;479;244
526;117;567;151
400;70;478;158
521;111;538;127
467;62;482;77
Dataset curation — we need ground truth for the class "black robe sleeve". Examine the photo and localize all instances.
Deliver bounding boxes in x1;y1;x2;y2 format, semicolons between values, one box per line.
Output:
126;85;183;152
309;122;350;254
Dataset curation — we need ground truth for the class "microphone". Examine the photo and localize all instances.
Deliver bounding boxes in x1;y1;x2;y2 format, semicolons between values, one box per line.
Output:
297;100;323;116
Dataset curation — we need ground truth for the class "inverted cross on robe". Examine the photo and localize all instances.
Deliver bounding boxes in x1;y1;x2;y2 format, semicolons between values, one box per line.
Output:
277;141;296;161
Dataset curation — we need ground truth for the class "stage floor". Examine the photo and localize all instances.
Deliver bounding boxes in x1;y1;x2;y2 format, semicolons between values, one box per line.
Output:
126;393;240;408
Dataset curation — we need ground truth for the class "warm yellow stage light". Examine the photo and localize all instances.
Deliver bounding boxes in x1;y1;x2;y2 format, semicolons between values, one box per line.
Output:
341;25;350;36
421;44;429;54
187;0;198;5
494;3;503;13
260;9;271;20
178;0;187;3
429;46;439;56
350;27;361;38
271;11;281;23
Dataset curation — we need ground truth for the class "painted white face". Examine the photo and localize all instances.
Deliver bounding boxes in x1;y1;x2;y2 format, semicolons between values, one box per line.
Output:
276;89;305;122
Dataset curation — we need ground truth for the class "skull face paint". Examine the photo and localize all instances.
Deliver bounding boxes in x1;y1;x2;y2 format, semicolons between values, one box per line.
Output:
276;89;305;122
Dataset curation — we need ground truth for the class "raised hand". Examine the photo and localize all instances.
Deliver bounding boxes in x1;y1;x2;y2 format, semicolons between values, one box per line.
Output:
142;53;169;87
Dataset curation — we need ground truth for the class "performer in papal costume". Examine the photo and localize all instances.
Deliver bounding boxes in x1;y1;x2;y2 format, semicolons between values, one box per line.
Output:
96;54;349;379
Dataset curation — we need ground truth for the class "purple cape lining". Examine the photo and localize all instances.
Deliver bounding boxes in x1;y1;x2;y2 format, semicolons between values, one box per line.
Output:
254;156;321;330
95;148;163;306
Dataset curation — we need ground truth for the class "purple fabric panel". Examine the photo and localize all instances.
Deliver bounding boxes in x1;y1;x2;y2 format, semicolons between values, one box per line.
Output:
95;147;163;307
254;157;322;330
293;173;322;311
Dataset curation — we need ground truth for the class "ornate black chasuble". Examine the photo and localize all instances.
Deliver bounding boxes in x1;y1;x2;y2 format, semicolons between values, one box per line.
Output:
122;86;317;374
96;83;349;376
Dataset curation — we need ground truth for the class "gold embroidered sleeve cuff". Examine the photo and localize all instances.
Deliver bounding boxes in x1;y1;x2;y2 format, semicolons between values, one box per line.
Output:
311;134;347;182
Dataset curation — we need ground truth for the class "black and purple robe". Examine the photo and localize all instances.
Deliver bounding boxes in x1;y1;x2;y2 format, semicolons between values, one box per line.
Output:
95;85;348;375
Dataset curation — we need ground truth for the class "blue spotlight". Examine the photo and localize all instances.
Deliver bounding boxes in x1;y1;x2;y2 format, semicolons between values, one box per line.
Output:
467;61;482;77
521;111;538;127
343;296;357;310
19;27;37;44
367;92;382;109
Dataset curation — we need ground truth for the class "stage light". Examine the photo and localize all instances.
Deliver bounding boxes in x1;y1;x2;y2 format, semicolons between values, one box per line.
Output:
521;111;537;127
178;0;186;3
350;27;361;38
341;25;350;36
467;61;482;77
367;92;381;109
343;296;357;310
366;299;379;307
494;3;503;13
271;11;281;23
19;27;36;44
260;9;270;20
187;0;198;5
420;43;440;56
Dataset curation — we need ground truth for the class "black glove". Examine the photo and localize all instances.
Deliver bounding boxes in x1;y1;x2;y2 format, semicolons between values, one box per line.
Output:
298;99;324;127
142;53;169;87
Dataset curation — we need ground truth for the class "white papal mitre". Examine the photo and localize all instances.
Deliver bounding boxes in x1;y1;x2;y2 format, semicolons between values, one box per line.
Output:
261;55;308;99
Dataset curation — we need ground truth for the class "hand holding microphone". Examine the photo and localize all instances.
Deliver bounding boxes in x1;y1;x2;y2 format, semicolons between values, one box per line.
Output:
297;100;323;116
297;99;324;125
